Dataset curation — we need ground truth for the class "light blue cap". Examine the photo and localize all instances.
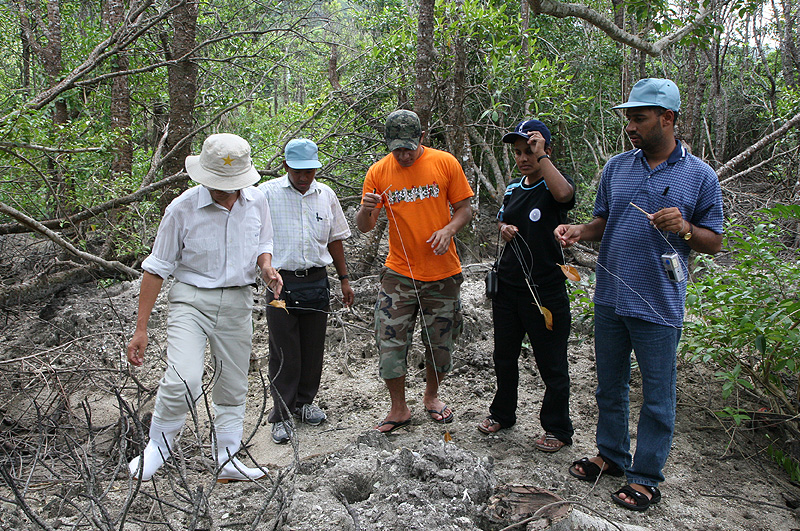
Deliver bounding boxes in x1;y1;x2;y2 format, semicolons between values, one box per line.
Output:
284;138;322;169
612;78;681;112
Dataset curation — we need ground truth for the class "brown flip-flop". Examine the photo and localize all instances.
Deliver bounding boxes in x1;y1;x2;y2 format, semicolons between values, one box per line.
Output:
477;416;504;434
534;432;568;453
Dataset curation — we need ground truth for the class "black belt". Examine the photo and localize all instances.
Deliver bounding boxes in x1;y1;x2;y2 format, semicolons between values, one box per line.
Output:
283;266;325;278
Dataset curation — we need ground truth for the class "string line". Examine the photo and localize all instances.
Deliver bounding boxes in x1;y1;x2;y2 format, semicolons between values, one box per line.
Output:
503;231;546;307
588;214;703;330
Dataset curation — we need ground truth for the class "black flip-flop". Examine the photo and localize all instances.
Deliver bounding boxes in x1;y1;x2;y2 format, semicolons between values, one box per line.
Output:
611;484;661;512
375;418;411;434
568;456;624;481
426;406;454;424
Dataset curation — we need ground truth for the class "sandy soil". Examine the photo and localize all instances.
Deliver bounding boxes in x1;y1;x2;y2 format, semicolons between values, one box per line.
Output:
1;234;799;529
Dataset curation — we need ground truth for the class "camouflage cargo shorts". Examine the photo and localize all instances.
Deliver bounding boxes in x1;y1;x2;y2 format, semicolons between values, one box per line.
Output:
374;268;464;380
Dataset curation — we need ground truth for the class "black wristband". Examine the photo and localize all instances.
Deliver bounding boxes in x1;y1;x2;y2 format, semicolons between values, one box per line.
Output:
338;274;349;281
537;154;550;162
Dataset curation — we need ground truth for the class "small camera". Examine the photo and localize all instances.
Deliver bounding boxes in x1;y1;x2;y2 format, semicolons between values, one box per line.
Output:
661;252;684;282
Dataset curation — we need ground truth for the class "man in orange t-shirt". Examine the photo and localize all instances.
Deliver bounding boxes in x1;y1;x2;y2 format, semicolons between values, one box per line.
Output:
357;110;474;433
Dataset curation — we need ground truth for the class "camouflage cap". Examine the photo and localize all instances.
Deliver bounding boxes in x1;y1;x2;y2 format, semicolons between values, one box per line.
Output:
384;110;422;151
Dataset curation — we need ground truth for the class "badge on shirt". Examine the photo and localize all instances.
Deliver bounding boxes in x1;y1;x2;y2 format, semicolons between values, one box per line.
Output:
529;208;541;222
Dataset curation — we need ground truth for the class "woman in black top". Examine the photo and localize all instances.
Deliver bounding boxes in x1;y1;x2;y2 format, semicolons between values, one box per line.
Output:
478;119;576;453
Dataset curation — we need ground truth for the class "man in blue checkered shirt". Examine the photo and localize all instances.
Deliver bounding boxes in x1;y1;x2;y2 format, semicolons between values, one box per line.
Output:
555;78;723;512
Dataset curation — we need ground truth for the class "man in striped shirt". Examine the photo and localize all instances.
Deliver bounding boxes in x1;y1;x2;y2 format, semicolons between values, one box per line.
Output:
259;139;353;445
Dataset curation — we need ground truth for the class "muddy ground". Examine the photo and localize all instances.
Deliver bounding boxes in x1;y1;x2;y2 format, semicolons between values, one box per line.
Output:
1;224;799;530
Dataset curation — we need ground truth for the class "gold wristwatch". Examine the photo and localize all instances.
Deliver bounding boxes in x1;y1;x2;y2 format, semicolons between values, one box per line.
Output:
681;221;693;241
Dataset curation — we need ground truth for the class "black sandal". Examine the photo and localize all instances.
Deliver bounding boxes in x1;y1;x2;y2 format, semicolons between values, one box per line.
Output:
611;484;662;512
568;456;624;481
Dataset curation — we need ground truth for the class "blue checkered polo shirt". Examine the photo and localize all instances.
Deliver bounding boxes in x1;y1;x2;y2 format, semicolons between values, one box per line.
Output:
593;141;723;327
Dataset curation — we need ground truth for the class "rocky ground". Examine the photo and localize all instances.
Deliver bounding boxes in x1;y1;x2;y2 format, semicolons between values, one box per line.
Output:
1;258;799;530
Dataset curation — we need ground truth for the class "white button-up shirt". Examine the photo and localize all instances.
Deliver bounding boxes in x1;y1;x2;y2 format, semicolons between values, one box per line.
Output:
142;185;273;288
258;176;351;271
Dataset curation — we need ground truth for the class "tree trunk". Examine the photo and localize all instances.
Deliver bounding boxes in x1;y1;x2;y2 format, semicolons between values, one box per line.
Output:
414;0;435;135
779;0;799;87
17;0;69;217
104;0;132;178
102;0;133;260
0;267;96;308
353;217;388;278
160;0;199;211
41;0;67;126
681;46;705;152
445;0;466;169
707;29;728;164
19;25;30;95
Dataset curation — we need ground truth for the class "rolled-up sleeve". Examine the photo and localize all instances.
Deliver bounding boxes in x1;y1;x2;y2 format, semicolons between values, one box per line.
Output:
141;212;181;279
258;199;274;257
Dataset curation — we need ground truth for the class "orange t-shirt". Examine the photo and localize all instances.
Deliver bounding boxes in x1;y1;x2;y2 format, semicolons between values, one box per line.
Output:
362;147;474;281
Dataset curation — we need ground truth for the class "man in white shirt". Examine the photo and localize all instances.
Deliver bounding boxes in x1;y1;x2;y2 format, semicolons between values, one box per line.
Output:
126;133;283;482
259;139;353;444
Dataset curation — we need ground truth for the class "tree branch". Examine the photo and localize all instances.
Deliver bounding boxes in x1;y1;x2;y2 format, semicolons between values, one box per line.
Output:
716;110;800;181
1;0;175;123
0;201;140;278
528;0;716;56
0;172;187;236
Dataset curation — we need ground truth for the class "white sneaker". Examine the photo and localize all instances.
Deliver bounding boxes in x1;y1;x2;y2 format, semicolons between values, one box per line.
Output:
294;404;327;426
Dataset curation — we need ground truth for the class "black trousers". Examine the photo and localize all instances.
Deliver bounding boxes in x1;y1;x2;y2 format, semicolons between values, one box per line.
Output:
490;280;574;444
266;272;329;424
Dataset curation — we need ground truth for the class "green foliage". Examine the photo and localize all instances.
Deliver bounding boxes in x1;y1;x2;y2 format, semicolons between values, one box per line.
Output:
715;406;752;426
568;270;596;336
682;206;800;420
767;440;800;482
0;0;797;287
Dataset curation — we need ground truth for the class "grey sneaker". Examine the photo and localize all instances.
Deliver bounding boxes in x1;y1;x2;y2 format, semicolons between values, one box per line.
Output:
271;421;293;444
295;404;327;426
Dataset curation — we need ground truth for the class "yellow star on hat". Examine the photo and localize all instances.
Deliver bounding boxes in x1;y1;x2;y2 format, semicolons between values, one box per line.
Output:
222;155;234;165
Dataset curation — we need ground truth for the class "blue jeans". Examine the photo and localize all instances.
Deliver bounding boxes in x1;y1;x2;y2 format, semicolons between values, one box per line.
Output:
594;304;681;487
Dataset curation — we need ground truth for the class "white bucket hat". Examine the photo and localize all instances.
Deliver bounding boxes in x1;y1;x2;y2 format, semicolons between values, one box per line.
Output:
185;133;261;190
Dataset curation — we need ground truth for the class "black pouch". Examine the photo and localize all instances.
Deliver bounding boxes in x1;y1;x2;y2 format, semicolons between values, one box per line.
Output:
283;275;330;311
486;226;502;300
485;267;499;300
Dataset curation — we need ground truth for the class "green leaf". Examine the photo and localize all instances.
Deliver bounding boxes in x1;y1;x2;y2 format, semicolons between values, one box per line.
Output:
755;334;767;354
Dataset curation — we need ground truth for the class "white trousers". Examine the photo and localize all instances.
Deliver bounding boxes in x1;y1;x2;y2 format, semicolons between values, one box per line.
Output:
152;282;253;432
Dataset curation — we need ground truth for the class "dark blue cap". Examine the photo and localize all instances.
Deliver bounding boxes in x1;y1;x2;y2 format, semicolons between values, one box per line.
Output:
502;119;552;145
